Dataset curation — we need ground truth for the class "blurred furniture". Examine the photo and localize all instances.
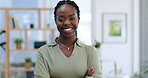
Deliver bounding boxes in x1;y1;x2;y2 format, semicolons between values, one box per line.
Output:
100;59;118;75
0;8;56;78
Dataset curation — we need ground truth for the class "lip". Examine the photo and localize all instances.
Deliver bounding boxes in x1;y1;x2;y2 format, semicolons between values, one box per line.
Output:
63;27;73;33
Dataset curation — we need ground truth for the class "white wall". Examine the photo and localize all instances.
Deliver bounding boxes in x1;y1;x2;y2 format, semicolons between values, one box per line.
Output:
74;0;92;45
91;0;140;77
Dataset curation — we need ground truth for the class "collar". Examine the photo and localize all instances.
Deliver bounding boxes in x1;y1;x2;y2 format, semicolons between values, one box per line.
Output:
75;38;82;48
47;37;83;48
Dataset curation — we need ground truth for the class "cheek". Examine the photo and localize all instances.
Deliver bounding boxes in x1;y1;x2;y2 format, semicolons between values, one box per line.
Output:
56;24;62;30
56;21;62;27
55;19;59;25
73;21;79;27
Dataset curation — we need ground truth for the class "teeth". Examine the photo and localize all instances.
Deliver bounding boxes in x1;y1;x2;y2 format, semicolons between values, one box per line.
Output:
64;28;72;31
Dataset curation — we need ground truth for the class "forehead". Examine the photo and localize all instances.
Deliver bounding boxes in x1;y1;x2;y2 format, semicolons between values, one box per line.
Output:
56;4;77;16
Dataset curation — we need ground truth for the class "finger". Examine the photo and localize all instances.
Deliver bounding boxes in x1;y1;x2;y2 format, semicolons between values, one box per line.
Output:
90;67;94;71
86;68;91;76
89;67;94;75
89;69;95;76
87;67;95;76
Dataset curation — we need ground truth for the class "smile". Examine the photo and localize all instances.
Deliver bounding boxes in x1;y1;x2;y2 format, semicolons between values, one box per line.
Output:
64;28;72;31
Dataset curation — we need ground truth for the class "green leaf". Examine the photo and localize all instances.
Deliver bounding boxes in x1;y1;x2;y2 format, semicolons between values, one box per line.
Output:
0;42;6;46
15;38;23;44
0;31;5;35
25;58;32;62
94;40;101;48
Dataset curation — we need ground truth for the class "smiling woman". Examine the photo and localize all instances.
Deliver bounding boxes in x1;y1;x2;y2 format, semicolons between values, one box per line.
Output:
34;0;102;78
56;4;80;38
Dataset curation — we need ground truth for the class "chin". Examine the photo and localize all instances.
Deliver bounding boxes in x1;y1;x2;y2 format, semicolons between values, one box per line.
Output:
61;33;76;38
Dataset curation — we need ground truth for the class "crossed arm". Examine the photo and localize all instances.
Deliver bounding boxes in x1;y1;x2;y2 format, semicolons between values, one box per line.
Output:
34;47;102;78
85;47;103;78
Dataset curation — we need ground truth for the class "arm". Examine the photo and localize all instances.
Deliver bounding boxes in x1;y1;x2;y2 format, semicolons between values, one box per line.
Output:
34;51;50;78
85;47;103;78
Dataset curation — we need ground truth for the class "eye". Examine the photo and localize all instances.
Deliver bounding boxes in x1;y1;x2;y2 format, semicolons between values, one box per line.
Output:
58;18;65;22
70;18;75;21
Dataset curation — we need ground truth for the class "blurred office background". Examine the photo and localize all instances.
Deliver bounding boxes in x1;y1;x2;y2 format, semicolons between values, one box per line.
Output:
0;0;147;78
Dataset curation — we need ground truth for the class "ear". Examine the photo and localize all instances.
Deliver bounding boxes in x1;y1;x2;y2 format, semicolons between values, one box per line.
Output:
78;17;80;23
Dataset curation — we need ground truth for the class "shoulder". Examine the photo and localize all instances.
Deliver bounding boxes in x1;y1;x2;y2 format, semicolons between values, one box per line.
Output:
38;41;57;54
77;39;96;52
78;40;98;59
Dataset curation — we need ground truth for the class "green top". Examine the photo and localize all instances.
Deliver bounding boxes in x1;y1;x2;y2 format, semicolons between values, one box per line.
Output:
34;38;102;78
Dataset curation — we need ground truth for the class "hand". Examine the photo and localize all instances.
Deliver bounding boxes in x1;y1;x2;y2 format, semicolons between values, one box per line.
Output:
86;67;95;76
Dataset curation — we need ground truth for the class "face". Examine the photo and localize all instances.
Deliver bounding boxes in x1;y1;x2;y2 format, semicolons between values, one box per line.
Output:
55;4;80;38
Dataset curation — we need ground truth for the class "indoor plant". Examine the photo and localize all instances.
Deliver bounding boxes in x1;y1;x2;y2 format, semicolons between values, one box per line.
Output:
25;57;32;69
94;40;101;48
0;30;6;50
94;40;102;58
14;38;23;49
132;73;142;78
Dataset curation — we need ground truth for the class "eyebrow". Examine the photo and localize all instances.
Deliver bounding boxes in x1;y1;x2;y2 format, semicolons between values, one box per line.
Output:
58;14;75;18
69;14;75;17
58;15;65;18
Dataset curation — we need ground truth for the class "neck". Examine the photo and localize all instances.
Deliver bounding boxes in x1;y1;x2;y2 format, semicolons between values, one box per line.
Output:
58;35;77;47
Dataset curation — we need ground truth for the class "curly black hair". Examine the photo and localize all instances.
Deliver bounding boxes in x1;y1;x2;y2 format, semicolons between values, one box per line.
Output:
54;0;80;20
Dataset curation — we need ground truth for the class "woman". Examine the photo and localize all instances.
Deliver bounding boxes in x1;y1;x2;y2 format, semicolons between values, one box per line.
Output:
34;0;102;78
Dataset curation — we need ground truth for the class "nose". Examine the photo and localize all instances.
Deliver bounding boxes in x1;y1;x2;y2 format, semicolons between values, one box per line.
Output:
64;19;70;26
